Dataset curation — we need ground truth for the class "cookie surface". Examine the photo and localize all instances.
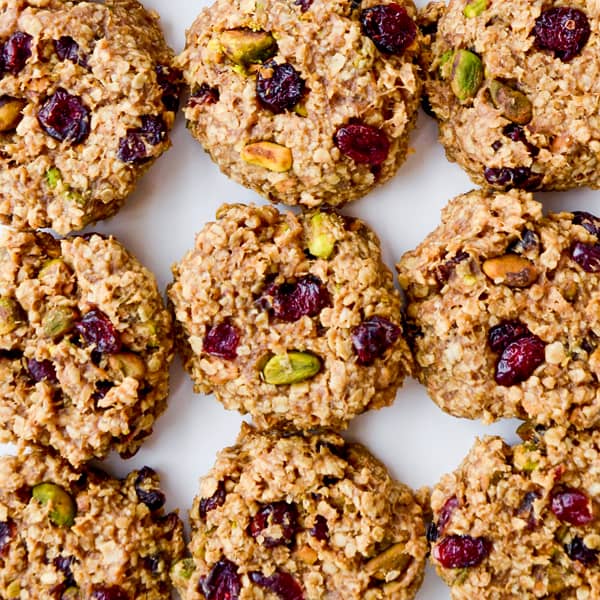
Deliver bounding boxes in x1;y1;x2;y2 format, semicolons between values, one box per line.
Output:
429;426;600;599
177;0;421;207
168;203;412;430
0;451;184;599
422;0;600;191
397;189;600;429
0;230;173;466
173;424;427;600
0;0;180;234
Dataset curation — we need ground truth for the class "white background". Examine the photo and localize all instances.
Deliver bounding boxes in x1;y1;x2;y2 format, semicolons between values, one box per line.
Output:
8;1;600;598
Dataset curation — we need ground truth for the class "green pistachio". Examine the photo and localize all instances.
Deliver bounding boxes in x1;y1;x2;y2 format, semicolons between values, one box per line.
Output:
365;543;412;581
241;141;292;172
464;0;488;18
489;80;533;125
45;167;62;189
171;558;195;582
219;29;277;66
307;212;336;259
262;351;321;385
0;297;21;335
32;482;76;527
42;306;77;338
451;50;483;102
0;97;25;132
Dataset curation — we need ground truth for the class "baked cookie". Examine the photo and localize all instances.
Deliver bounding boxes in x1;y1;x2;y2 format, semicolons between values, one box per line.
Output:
177;0;421;207
0;0;180;234
429;426;600;599
421;0;600;191
168;203;412;430
172;424;427;600
397;189;600;429
0;230;173;466
0;450;184;599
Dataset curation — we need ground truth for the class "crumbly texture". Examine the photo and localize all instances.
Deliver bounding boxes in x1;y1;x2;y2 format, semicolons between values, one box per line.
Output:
0;0;179;234
422;0;600;191
430;428;600;599
0;230;173;466
396;189;600;428
0;451;184;598
174;424;427;600
168;203;412;431
177;0;421;207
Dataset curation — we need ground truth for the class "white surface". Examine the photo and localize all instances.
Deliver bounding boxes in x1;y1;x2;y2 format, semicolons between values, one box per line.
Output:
8;1;600;598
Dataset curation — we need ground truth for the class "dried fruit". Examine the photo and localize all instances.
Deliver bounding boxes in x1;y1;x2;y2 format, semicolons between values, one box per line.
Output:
1;32;32;76
117;115;166;164
134;467;166;511
75;309;121;354
351;316;400;365
200;559;241;600
199;481;227;518
572;211;600;237
502;125;539;156
489;81;532;125
155;64;182;112
249;571;303;600
516;490;541;529
90;586;128;600
241;141;292;172
571;241;600;272
438;495;459;534
508;228;540;254
54;36;87;67
360;4;418;55
0;96;25;132
307;212;336;259
334;123;389;165
464;0;487;18
256;62;305;114
0;297;21;335
28;358;58;383
189;83;220;107
534;7;590;62
32;482;76;527
550;487;593;525
0;520;16;556
262;351;321;385
37;88;90;144
434;251;469;285
484;166;543;191
495;334;545;386
482;254;538;287
203;322;240;360
249;502;298;547
365;543;411;581
433;535;491;568
310;515;329;541
564;536;598;565
262;274;331;322
42;306;77;338
488;321;530;353
450;50;483;102
219;30;277;66
294;0;313;11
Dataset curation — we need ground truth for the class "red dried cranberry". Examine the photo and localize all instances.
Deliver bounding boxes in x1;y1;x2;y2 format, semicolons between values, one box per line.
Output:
310;515;329;541
27;358;58;383
351;316;400;365
426;522;439;542
334;123;390;165
155;64;182;112
203;322;240;360
188;83;220;107
550;487;593;525
262;274;330;322
37;88;90;144
54;36;87;67
534;7;590;62
92;380;114;402
437;495;459;534
54;555;76;588
200;559;241;600
502;124;539;157
91;586;129;600
249;571;303;600
360;4;417;55
139;115;167;145
0;519;16;556
117;115;166;164
571;241;600;272
491;140;502;152
507;229;540;254
1;32;32;76
256;62;305;114
495;334;545;386
433;535;491;569
134;466;166;512
75;309;121;354
294;0;313;11
484;166;543;191
565;536;598;565
572;211;600;237
248;501;298;547
199;481;227;518
488;321;530;353
434;251;469;285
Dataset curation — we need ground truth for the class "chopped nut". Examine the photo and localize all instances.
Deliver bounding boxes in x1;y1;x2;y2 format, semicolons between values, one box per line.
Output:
262;351;321;385
32;482;76;527
42;306;77;338
241;141;292;172
296;545;318;564
450;50;483;102
307;212;336;259
6;580;20;598
482;254;538;287
45;167;62;189
38;258;72;286
107;352;146;379
219;29;276;66
0;96;25;132
464;0;488;17
61;588;80;600
171;558;195;583
365;543;412;581
0;297;21;335
489;80;533;125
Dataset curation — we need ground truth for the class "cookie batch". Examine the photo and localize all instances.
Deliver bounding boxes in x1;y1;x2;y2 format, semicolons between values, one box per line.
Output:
0;0;598;599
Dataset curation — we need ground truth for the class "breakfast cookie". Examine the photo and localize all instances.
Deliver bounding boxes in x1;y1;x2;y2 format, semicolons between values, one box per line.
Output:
397;188;600;429
168;203;412;430
429;426;600;599
177;0;421;207
0;230;173;466
421;0;600;191
172;424;427;600
0;450;184;599
0;0;180;234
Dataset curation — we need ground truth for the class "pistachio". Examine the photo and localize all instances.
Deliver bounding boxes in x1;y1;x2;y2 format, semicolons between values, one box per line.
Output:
241;141;292;172
489;80;533;125
38;258;72;286
450;50;483;102
365;543;412;581
262;351;321;385
6;580;20;598
0;97;25;132
107;352;146;379
464;0;488;18
482;254;538;287
32;482;76;527
438;50;455;79
516;421;545;444
219;29;277;66
307;212;336;259
62;588;80;600
171;558;195;582
512;445;539;472
0;297;21;335
45;167;62;189
42;306;77;338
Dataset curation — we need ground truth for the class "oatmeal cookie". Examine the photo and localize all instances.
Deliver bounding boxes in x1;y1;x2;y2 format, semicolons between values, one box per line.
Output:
172;424;427;600
0;0;180;234
422;0;600;191
177;0;421;207
168;203;412;430
397;188;600;428
0;450;184;599
0;230;173;466
429;426;600;599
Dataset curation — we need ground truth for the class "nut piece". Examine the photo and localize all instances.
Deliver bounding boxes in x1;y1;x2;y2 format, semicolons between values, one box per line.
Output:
32;482;76;527
451;50;483;102
171;558;195;583
107;352;146;379
464;0;488;18
42;306;77;338
365;543;412;581
262;351;321;385
45;167;62;189
0;96;25;132
489;80;533;125
219;29;276;66
6;580;20;599
38;258;73;286
307;212;336;259
0;297;21;335
61;588;80;600
482;254;538;287
241;141;292;172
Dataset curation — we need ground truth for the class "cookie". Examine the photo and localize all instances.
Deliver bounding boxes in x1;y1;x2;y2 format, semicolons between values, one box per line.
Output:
396;189;600;429
168;203;412;430
0;450;184;599
176;0;421;207
0;230;173;466
421;0;600;192
172;424;427;600
0;0;180;234
429;426;600;599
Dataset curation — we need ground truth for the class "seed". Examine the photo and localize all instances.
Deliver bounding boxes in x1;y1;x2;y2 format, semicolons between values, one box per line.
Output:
0;297;21;335
171;558;195;582
42;306;77;338
262;351;321;385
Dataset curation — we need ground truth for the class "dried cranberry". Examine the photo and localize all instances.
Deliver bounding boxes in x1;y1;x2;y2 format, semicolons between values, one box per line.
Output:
37;88;90;144
507;229;540;254
256;62;305;114
484;166;543;191
92;380;114;402
550;487;593;525
188;83;220;107
27;358;58;383
249;571;303;600
571;241;600;272
491;140;502;152
200;559;241;600
334;123;390;165
54;36;87;67
310;515;329;541
294;0;313;11
155;64;182;112
90;586;129;600
203;322;240;360
437;495;459;534
0;519;16;556
1;32;32;76
502;124;539;157
139;115;167;145
533;7;590;62
426;522;439;542
565;536;598;565
199;481;227;518
488;321;530;353
495;334;545;386
248;501;298;547
572;211;600;237
75;309;121;354
351;316;400;365
134;466;166;512
262;274;330;322
434;251;469;285
433;535;491;569
360;4;417;55
117;115;166;164
54;555;76;588
516;490;541;530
